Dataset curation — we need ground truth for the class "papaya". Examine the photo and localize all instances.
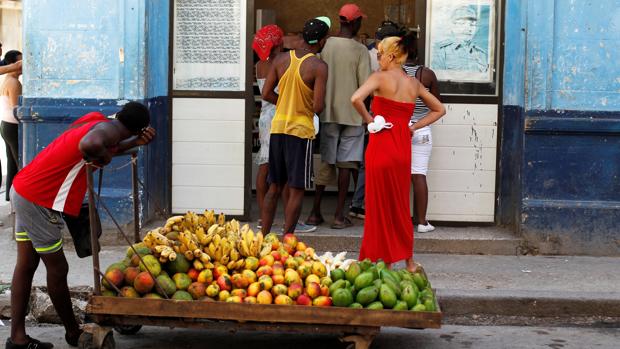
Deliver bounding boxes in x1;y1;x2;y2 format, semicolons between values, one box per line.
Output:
393;300;408;311
331;268;345;282
348;302;363;309
155;274;176;297
345;262;361;284
172;290;193;301
106;262;128;274
355;285;379;306
353;272;374;290
332;288;354;307
126;242;149;258
166;254;190;274
328;279;347;296
379;284;397;309
366;301;384;310
139;255;162;277
401;285;419;309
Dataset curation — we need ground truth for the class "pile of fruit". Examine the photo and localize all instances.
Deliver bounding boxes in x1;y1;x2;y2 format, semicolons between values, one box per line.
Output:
101;211;438;312
328;259;438;312
100;211;333;306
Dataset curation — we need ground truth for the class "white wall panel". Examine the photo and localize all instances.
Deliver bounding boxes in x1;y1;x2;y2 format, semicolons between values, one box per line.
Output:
172;98;246;215
424;104;498;222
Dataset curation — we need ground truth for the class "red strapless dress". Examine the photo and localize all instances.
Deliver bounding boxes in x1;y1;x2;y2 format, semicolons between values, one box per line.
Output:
359;96;414;264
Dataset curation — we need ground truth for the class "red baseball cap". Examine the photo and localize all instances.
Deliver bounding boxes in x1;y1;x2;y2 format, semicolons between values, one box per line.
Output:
339;3;367;22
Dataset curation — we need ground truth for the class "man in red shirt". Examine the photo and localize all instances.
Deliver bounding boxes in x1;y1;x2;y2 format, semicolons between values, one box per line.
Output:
7;102;155;349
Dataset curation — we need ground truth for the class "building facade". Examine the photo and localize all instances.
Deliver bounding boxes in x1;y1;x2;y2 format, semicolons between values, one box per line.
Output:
17;0;620;255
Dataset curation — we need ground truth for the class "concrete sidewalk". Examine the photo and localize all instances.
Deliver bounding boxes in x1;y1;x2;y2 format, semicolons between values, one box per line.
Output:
1;234;618;325
0;198;618;326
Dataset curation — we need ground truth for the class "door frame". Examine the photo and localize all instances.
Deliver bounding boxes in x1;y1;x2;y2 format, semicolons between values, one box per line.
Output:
167;0;256;220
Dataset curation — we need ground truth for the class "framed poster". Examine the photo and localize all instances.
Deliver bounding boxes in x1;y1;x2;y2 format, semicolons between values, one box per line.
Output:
173;0;247;91
427;0;495;83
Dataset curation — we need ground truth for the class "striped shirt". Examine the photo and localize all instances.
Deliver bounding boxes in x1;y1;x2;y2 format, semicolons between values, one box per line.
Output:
403;65;431;124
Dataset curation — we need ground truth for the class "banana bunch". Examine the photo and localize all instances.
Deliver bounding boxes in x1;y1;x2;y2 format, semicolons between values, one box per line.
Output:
143;228;178;263
161;215;184;234
237;224;266;258
203;231;245;271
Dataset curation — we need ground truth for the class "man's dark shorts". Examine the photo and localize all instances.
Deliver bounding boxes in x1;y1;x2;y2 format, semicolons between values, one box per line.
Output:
268;134;314;189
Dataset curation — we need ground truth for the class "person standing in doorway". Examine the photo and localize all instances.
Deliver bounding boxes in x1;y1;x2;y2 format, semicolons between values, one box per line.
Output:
403;33;443;233
260;17;329;236
7;102;155;349
306;4;371;229
1;50;22;202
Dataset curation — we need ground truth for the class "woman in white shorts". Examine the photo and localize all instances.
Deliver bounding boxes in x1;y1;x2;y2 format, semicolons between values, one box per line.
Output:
404;47;443;233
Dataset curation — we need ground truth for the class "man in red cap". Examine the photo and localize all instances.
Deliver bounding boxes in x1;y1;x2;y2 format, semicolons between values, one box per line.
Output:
306;3;371;229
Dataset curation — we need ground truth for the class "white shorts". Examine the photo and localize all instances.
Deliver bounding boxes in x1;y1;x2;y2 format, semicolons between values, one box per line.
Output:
411;126;432;175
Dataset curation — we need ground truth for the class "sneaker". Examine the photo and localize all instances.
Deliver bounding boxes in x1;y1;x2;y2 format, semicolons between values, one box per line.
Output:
348;207;365;219
6;336;54;349
293;222;317;233
417;223;435;233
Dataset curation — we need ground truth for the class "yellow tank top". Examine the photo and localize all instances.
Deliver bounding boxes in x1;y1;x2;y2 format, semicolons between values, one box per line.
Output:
271;51;315;139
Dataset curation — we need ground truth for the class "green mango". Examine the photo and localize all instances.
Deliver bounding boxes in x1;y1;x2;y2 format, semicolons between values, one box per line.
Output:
411;304;426;312
345;262;362;284
328;279;347;296
401;285;418;309
393;300;408;311
382;278;402;298
332;288;354;307
424;298;437;312
360;258;373;271
349;302;363;309
353;272;375;290
366;301;384;310
331;268;345;281
355;285;379;306
412;273;428;290
379;284;397;309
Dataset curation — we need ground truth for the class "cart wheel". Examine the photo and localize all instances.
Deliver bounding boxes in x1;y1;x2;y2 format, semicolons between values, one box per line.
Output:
114;325;142;335
79;326;115;349
100;332;115;349
78;332;94;349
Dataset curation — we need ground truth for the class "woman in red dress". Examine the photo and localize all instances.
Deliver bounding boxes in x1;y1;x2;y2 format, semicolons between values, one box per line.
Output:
351;35;445;271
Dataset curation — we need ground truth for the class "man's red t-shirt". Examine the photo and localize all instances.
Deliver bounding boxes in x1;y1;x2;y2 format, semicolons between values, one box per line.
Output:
13;112;110;216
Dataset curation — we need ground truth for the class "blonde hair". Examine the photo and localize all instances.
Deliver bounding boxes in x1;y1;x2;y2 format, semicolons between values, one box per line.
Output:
378;36;408;65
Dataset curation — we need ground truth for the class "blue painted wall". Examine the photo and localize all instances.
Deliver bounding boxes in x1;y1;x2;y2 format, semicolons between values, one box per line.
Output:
19;0;170;229
503;0;620;255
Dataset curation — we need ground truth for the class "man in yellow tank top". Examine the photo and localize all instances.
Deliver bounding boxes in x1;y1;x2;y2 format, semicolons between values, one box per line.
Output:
260;17;329;236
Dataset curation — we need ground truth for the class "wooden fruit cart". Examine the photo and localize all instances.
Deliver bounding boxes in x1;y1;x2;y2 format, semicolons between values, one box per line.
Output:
80;161;442;349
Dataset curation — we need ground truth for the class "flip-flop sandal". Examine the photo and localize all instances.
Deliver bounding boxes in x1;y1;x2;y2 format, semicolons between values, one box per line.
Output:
305;216;325;226
331;217;354;229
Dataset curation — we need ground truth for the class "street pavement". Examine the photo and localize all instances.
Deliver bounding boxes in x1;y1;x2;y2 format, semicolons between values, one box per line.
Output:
0;323;618;349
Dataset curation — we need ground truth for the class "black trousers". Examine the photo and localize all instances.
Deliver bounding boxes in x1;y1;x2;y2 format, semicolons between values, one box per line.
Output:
1;121;19;201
